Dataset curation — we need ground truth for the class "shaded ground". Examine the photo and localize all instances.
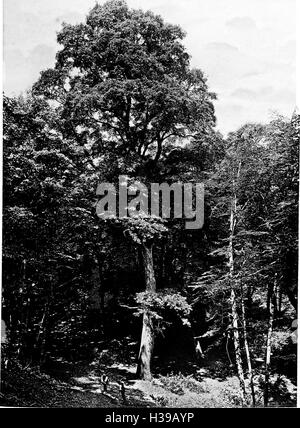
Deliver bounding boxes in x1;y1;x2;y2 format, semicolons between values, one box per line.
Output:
0;359;154;408
1;340;297;408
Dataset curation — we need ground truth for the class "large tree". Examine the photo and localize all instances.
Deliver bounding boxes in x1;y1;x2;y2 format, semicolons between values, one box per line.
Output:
31;0;216;379
33;0;216;164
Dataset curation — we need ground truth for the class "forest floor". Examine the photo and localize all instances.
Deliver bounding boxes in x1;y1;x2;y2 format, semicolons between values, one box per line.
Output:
1;356;297;408
1;337;297;408
0;359;240;408
0;359;153;408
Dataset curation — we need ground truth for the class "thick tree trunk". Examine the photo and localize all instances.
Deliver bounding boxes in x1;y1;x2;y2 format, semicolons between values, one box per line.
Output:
137;244;156;380
264;278;277;407
136;312;154;380
142;244;156;291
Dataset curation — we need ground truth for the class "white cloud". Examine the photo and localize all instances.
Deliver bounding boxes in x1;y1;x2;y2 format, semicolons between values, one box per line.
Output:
226;16;257;30
205;42;239;53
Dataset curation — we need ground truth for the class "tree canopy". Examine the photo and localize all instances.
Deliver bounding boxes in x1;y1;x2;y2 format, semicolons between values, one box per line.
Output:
33;0;216;164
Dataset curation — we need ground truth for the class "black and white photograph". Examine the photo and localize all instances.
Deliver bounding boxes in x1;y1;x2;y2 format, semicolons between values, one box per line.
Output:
0;0;298;410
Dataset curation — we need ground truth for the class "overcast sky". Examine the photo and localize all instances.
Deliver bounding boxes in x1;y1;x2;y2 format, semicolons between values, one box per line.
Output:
4;0;297;134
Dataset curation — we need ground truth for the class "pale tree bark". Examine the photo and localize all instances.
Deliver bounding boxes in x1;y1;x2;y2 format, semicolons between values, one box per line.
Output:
195;338;204;361
240;283;256;406
264;276;278;407
228;164;247;405
230;288;246;404
137;243;156;380
278;284;283;315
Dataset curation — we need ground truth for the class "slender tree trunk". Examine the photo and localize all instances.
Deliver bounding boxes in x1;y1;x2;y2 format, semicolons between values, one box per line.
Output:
95;253;106;333
39;302;50;365
228;167;246;405
264;278;277;407
36;307;46;345
278;285;283;315
40;283;54;365
230;288;246;404
195;338;204;361
17;259;27;360
137;243;156;380
240;284;255;406
246;284;253;310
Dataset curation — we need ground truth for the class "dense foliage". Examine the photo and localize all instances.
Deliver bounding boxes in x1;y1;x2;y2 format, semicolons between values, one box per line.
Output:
1;0;298;407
